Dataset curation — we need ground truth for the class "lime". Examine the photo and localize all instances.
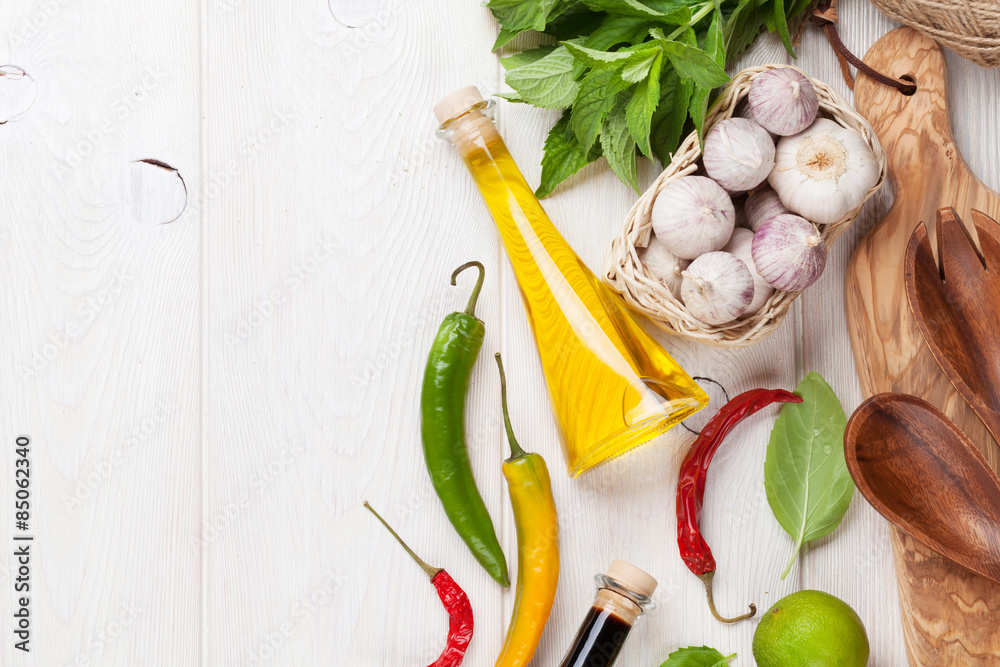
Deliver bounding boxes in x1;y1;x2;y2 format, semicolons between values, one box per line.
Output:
752;590;869;666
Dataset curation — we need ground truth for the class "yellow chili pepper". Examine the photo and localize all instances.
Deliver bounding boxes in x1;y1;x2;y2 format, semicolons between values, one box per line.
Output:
493;353;560;667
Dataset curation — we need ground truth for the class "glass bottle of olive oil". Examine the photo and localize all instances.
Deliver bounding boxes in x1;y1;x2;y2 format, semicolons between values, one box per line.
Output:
435;87;707;477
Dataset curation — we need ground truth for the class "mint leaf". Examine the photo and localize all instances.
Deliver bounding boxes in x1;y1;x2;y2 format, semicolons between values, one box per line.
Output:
600;93;640;192
688;9;725;143
625;51;661;156
505;46;580;109
650;67;692;166
490;0;555;48
765;371;854;580
580;0;687;21
661;646;736;667
500;44;557;70
571;68;631;153
563;41;655;70
765;0;795;55
537;111;602;198
582;15;652;50
650;27;730;89
621;48;660;82
723;0;765;60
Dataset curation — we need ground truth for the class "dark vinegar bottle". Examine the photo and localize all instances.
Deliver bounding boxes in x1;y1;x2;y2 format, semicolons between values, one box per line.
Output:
560;560;657;667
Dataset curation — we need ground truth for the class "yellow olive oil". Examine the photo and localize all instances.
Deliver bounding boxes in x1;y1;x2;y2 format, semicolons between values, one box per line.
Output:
437;92;707;476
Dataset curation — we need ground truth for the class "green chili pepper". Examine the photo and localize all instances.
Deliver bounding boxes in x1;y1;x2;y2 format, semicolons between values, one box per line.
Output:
421;261;510;587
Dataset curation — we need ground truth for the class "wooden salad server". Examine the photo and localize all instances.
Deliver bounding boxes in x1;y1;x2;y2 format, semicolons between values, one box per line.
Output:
906;208;1000;444
845;27;1000;665
845;393;1000;586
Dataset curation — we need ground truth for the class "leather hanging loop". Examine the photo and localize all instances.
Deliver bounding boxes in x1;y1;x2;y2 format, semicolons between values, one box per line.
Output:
811;0;917;95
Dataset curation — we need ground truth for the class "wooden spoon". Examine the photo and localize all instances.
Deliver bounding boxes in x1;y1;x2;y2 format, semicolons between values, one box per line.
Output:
845;393;1000;585
906;207;1000;444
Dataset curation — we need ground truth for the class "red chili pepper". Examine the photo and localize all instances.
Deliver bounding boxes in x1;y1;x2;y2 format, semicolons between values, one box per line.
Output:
365;502;473;666
676;388;802;624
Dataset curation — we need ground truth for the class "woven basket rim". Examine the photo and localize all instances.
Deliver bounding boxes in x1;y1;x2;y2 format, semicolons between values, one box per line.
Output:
602;64;888;348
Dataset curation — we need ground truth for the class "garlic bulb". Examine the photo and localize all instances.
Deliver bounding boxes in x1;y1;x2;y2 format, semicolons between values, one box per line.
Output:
703;118;775;193
639;235;690;298
744;188;789;231
723;228;774;315
681;251;754;325
748;68;819;136
650;176;735;260
751;214;827;292
768;118;880;225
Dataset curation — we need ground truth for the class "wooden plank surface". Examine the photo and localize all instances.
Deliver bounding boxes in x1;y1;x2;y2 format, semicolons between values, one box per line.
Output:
2;0;999;664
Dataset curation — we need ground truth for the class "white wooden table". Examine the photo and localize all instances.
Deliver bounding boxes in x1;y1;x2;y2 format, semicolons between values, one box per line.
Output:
1;1;998;665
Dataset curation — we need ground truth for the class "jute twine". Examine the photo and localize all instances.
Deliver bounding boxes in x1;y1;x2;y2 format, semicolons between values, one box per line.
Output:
871;0;1000;68
602;65;888;348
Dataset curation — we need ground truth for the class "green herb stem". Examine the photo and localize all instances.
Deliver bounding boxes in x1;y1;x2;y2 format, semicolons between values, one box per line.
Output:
666;2;715;42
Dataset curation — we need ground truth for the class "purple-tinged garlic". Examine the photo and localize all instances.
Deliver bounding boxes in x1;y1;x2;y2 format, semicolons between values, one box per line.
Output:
723;228;774;316
703;118;775;193
748;68;819;136
680;251;754;325
650;176;735;260
639;235;690;298
768;118;880;225
744;188;789;231
751;214;827;292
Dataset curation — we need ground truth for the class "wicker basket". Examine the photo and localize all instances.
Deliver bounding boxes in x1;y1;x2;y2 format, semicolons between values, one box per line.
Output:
602;65;888;348
871;0;1000;68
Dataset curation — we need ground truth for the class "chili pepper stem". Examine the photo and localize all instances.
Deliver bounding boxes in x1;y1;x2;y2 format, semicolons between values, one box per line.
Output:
698;571;756;624
363;501;443;580
451;261;485;317
494;353;528;461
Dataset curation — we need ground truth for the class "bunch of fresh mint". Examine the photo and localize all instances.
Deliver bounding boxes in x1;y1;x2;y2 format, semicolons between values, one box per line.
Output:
490;0;814;197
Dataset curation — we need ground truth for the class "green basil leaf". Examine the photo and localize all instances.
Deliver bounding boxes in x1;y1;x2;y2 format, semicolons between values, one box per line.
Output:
600;93;640;192
625;51;662;156
571;68;631;153
649;27;731;89
650;67;692;166
505;46;581;109
765;371;855;580
500;45;558;70
660;646;737;667
537;111;603;198
688;9;725;143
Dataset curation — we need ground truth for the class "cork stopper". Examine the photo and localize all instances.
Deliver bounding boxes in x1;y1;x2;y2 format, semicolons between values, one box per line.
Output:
434;86;485;124
606;560;657;598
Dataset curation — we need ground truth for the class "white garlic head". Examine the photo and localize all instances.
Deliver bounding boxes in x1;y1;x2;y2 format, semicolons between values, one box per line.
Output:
703;118;775;193
650;175;735;260
748;68;819;136
639;235;690;299
751;214;827;292
680;251;754;325
744;188;789;232
768;118;880;225
723;228;774;316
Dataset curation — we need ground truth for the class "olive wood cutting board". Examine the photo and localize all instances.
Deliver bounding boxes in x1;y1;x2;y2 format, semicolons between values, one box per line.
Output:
845;27;1000;665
